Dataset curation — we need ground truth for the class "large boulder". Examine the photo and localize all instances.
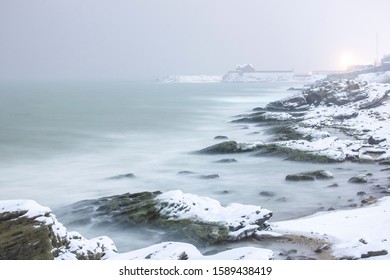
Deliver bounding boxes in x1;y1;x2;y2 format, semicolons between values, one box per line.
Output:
0;200;117;260
59;190;273;245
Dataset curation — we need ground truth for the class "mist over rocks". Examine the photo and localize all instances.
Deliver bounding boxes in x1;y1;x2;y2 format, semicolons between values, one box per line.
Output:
56;190;273;245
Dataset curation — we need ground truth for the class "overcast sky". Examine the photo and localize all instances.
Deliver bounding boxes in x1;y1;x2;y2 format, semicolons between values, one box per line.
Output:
1;0;390;81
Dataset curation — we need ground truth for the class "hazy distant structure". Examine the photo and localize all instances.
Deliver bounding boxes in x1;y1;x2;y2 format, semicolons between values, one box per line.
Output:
223;64;294;82
347;64;373;72
235;64;256;73
381;54;390;65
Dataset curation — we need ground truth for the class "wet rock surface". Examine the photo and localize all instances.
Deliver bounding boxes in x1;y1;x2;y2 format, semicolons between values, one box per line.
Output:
0;211;54;260
0;201;117;260
57;190;273;245
286;170;334;181
348;175;368;183
197;141;263;154
214;158;238;163
107;173;136;180
361;250;388;258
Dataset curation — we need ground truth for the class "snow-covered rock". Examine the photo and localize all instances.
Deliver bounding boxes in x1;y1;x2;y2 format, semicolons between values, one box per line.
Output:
0;198;275;260
58;190;272;245
110;242;274;260
157;190;273;241
235;79;390;163
0;200;118;260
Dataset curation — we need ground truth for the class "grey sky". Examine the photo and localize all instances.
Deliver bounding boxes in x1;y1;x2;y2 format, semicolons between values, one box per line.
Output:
1;0;389;81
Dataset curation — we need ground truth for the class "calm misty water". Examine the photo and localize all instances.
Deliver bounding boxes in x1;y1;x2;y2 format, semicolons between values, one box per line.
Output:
0;81;386;252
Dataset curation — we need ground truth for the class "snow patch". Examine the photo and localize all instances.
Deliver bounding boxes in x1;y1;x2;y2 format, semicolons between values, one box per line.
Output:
272;197;390;259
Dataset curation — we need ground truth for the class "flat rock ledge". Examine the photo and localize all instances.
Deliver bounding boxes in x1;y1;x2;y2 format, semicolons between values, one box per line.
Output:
0;200;117;260
59;190;273;245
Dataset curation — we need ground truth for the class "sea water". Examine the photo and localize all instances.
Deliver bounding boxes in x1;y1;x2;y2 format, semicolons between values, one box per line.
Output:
0;81;387;253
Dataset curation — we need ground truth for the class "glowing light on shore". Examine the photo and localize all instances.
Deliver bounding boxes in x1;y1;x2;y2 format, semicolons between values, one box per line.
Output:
339;52;356;70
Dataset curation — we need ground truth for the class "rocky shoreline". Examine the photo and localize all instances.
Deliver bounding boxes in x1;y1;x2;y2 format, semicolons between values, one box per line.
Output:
1;73;390;260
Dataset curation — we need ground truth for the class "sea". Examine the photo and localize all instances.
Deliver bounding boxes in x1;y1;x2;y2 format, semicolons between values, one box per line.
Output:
0;81;387;254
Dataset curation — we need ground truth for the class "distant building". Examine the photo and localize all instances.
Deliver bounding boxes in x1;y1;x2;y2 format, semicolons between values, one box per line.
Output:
346;64;373;72
235;64;256;73
381;54;390;65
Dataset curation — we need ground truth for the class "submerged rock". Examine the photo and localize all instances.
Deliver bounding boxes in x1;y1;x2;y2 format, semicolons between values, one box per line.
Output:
198;174;220;179
107;173;136;180
348;175;368;184
286;170;334;181
259;191;276;197
214;158;238;163
214;135;229;140
286;174;315;181
0;200;117;260
60;190;273;245
177;171;196;175
197;141;263;154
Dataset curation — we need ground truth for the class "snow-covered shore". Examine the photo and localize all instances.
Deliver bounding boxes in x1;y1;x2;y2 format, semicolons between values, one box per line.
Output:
271;196;390;260
229;74;390;164
1;190;389;260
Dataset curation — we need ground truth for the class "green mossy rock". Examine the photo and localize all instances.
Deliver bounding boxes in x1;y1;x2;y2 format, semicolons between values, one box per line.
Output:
197;141;241;154
286;170;333;181
0;211;54;260
256;144;341;163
